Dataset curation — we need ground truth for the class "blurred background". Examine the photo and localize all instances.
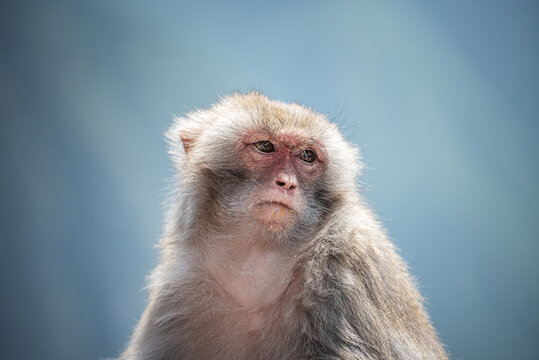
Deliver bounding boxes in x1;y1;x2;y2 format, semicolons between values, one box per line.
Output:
1;1;538;359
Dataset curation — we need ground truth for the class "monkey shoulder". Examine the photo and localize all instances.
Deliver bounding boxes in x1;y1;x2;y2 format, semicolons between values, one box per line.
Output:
297;224;445;359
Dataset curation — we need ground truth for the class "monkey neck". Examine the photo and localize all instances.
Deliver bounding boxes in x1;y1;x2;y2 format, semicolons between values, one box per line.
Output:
217;249;291;309
197;226;297;309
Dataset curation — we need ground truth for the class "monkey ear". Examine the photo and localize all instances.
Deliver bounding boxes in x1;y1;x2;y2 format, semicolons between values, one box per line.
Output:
179;130;195;154
170;114;213;155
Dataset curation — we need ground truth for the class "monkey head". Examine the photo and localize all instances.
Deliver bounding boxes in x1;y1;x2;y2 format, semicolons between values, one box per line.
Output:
167;93;360;241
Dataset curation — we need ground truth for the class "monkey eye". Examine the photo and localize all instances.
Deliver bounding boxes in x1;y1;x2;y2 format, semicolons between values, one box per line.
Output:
254;141;275;153
298;149;316;163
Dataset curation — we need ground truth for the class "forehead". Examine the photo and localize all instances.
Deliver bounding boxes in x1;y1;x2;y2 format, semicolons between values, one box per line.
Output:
242;127;314;147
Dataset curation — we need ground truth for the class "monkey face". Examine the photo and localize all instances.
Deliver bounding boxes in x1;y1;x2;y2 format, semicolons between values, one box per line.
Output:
235;127;327;232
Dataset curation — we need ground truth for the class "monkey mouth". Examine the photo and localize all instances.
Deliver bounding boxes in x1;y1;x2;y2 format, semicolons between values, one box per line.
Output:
251;200;295;225
256;201;293;211
254;200;295;212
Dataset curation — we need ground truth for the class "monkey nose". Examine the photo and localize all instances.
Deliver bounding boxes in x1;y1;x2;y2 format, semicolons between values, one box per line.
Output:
274;173;297;191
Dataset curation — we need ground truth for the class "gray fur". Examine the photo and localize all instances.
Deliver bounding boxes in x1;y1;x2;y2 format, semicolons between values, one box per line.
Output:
119;93;448;360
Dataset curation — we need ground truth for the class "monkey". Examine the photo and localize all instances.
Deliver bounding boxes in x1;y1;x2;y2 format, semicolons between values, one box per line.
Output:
119;92;448;360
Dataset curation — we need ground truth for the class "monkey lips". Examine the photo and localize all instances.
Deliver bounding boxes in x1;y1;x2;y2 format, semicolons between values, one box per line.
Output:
251;200;296;229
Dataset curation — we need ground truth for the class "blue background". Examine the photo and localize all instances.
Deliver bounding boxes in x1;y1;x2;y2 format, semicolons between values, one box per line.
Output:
1;1;538;359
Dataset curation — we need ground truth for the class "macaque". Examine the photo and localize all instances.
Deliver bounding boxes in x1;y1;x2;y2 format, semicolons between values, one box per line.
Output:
119;93;448;359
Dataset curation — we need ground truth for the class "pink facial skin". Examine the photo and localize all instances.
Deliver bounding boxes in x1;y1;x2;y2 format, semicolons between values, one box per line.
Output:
236;128;327;229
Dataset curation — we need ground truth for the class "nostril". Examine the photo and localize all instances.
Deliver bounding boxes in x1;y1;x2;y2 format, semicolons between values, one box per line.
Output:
275;179;296;191
275;172;297;191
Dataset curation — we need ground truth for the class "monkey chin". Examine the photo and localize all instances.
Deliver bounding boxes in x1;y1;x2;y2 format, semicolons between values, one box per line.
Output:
251;202;296;232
